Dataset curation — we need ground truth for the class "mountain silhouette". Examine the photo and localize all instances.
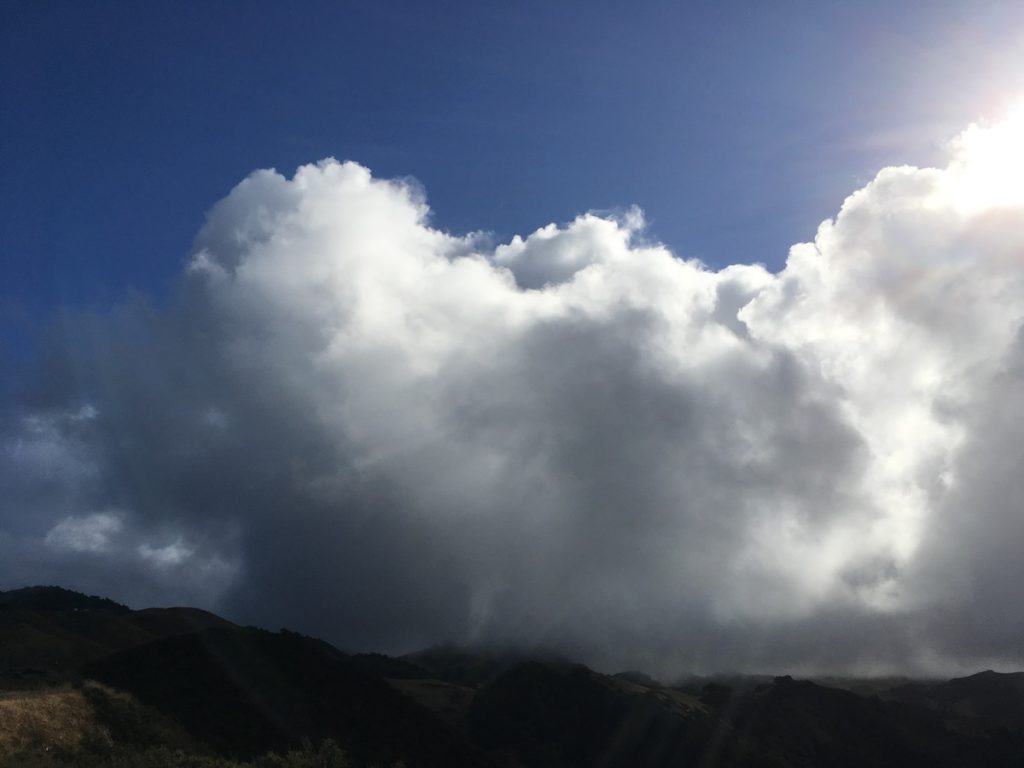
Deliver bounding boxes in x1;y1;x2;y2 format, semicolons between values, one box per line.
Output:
2;585;1024;767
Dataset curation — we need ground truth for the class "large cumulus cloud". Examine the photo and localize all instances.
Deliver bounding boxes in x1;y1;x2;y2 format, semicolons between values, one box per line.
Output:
3;116;1024;675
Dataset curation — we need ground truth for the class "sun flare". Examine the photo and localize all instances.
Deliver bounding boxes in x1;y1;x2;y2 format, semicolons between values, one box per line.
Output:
946;104;1024;211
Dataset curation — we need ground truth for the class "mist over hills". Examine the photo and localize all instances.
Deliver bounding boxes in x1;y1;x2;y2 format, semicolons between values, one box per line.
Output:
2;586;1024;767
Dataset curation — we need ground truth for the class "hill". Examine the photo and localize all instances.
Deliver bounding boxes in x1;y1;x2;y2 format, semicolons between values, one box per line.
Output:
881;670;1024;733
0;587;234;687
84;627;499;767
3;586;1024;767
0;587;129;614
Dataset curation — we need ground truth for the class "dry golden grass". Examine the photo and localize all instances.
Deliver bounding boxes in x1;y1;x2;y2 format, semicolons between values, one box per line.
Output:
0;688;95;754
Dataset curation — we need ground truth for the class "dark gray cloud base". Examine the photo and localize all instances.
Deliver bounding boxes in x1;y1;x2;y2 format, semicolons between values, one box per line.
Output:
3;120;1024;676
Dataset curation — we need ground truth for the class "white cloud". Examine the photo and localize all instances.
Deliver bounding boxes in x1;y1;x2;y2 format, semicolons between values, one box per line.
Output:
137;539;193;568
44;512;122;554
3;114;1024;673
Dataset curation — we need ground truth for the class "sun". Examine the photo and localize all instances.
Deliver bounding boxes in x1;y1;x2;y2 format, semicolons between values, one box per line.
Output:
945;103;1024;212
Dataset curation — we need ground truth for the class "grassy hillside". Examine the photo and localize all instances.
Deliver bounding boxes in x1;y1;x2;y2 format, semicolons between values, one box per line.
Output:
0;687;94;755
0;681;200;762
0;683;397;767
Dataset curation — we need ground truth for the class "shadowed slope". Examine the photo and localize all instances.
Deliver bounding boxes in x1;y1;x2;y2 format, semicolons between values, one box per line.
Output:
85;627;499;767
0;587;238;684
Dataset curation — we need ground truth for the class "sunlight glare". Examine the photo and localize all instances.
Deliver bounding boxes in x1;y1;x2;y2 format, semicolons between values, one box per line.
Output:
945;102;1024;211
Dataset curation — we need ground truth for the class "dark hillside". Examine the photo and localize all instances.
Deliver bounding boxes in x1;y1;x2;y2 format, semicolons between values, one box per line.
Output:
127;606;235;637
0;588;239;685
467;661;1024;768
4;587;1024;768
85;627;499;768
469;659;711;768
401;644;575;688
881;670;1024;733
708;675;1024;768
0;587;129;614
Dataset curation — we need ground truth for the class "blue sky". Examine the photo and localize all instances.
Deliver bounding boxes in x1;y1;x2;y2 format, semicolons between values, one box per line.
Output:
6;1;1024;671
4;0;1023;334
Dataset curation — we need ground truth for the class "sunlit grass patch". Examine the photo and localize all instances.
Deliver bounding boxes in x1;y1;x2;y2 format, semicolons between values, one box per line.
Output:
0;687;94;754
